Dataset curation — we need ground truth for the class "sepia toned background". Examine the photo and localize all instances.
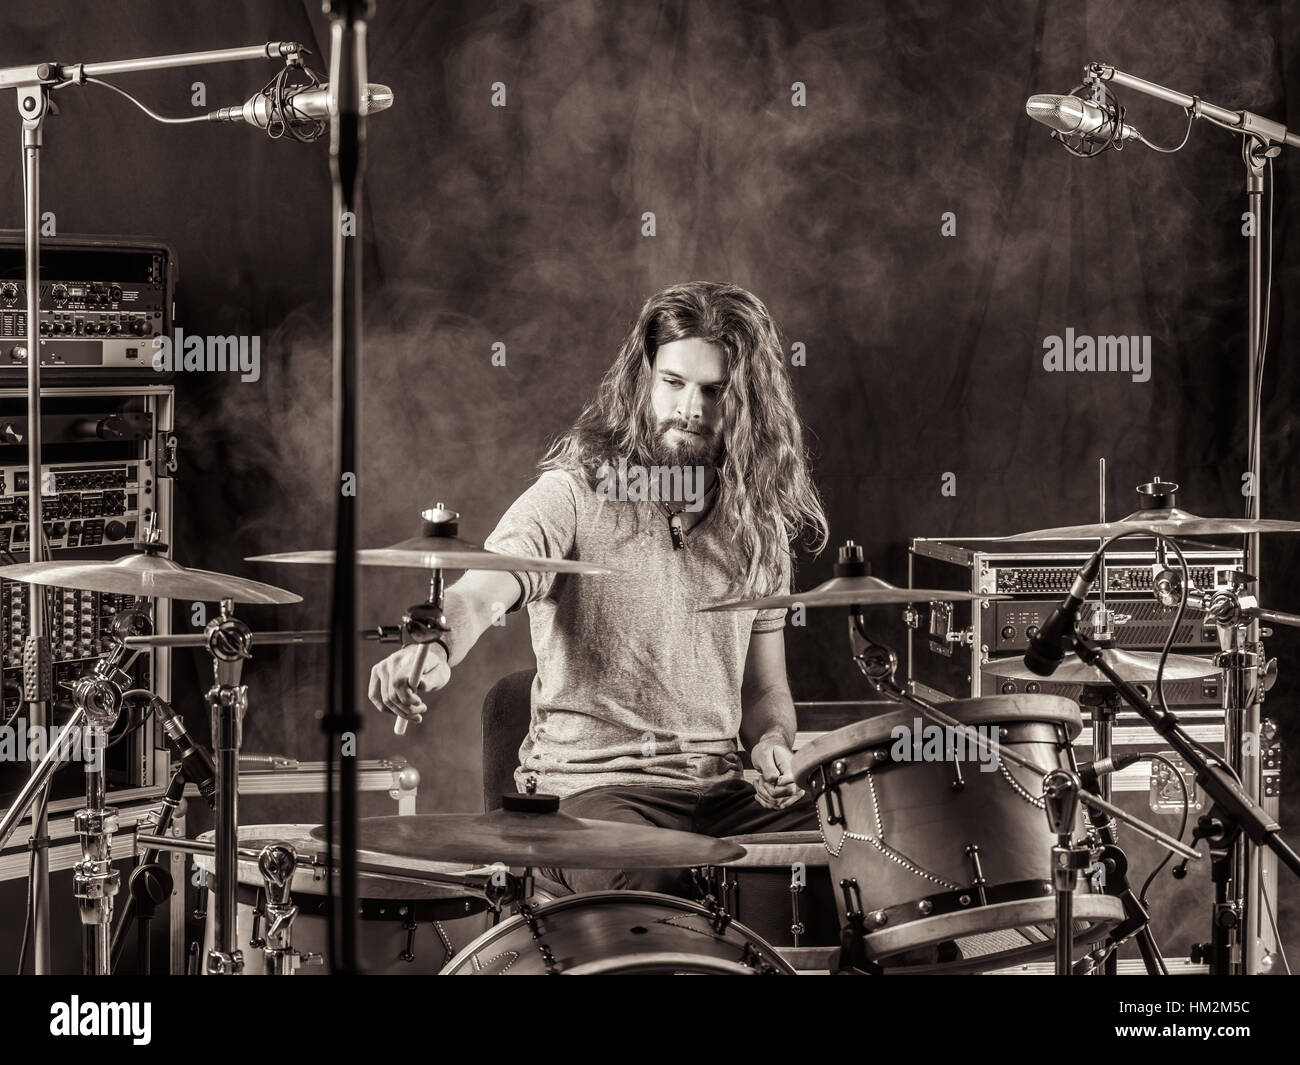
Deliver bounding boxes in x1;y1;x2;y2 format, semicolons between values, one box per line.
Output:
1;0;1296;956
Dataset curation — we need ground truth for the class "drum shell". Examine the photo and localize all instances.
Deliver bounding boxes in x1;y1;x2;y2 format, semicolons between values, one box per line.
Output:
816;722;1087;911
791;698;1123;968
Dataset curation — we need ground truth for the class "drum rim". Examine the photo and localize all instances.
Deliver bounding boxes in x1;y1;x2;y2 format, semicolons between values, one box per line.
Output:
791;694;1082;780
439;889;797;975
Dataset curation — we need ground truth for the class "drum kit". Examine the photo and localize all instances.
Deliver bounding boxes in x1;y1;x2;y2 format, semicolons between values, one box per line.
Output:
1;481;1299;976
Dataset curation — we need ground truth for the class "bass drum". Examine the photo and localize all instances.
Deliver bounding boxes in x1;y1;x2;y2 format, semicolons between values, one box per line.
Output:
440;891;798;975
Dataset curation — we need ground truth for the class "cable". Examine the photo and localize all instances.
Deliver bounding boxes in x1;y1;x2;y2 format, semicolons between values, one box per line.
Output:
16;782;50;974
1138;97;1198;153
1155;535;1245;786
1261;882;1291;975
1246;154;1274;520
1138;752;1191;908
78;77;209;125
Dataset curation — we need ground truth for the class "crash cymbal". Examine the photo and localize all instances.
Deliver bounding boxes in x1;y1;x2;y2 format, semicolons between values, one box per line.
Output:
248;535;618;574
982;647;1218;685
313;803;746;869
0;552;301;604
700;575;1008;613
1000;507;1300;541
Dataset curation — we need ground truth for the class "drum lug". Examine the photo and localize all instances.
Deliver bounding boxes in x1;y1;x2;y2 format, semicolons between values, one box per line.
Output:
250;895;266;949
789;879;805;943
965;843;988;906
833;881;881;976
838;877;864;922
400;910;417;963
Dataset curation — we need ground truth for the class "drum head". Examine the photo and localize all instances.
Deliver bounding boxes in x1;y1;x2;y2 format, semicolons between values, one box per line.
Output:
791;694;1081;781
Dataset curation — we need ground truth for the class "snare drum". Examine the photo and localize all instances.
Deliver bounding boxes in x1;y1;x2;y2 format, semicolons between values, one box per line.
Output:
193;823;490;974
697;831;840;971
790;696;1125;973
440;891;798;974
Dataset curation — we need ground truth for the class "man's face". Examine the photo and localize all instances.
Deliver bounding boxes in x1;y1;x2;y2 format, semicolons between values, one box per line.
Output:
648;338;727;467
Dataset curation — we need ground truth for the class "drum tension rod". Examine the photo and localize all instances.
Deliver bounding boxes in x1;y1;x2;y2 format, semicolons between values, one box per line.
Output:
965;844;989;906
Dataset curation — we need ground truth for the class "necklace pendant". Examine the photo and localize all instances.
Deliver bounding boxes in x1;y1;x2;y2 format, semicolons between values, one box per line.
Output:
669;514;685;550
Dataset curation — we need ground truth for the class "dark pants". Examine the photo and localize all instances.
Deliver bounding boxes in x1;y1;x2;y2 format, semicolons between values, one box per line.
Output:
546;776;818;896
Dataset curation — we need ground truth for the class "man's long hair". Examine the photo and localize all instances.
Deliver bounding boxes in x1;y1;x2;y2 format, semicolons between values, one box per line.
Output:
540;281;828;597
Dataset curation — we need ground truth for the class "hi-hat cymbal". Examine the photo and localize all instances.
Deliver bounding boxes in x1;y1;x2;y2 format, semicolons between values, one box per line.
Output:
982;647;1218;685
0;553;301;604
1000;507;1300;541
700;575;1008;613
313;806;745;868
249;534;617;575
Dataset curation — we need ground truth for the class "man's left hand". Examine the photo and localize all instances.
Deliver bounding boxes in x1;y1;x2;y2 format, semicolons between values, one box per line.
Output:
751;735;805;810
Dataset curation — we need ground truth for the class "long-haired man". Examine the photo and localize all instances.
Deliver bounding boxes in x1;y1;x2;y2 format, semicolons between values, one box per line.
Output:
370;280;828;894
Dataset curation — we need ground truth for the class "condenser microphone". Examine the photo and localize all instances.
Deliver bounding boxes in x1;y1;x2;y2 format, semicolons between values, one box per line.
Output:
206;83;394;128
1026;94;1141;143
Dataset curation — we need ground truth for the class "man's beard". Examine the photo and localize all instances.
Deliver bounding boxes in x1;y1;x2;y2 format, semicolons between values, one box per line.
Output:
649;417;723;469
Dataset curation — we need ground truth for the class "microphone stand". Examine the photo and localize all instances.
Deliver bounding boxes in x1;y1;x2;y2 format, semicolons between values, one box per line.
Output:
1066;628;1300;976
323;0;373;977
0;36;306;974
1081;61;1297;973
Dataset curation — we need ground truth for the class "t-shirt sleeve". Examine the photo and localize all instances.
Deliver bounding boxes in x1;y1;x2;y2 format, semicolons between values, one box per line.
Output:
483;470;581;612
751;548;792;633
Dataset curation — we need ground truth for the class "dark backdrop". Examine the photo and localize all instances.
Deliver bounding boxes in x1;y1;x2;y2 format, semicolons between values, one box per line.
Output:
1;0;1296;951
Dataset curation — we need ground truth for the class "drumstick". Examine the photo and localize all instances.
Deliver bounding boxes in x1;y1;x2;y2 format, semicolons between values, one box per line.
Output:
393;643;432;735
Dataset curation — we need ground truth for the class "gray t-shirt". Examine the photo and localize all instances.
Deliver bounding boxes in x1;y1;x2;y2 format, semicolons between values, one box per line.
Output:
483;468;789;797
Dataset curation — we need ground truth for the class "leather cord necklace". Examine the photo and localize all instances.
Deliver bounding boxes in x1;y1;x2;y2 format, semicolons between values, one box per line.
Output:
661;475;718;550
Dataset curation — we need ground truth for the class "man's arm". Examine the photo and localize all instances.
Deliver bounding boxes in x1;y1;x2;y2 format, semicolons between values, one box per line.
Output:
740;628;804;808
368;569;520;720
369;470;579;723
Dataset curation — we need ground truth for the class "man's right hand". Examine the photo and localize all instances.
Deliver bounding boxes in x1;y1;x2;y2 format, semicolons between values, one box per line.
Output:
368;642;451;725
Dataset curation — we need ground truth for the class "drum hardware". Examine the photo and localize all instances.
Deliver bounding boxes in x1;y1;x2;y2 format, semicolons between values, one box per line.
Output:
250;843;321;975
0;615;160;975
1043;768;1096;975
201;599;252;976
393;506;458;737
248;501;621;739
1064;625;1300;972
138;831;528;914
836;598;1195;973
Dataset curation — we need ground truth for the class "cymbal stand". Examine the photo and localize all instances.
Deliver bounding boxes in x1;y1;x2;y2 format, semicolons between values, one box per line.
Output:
204;599;252;975
66;649;135;975
392;504;457;737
